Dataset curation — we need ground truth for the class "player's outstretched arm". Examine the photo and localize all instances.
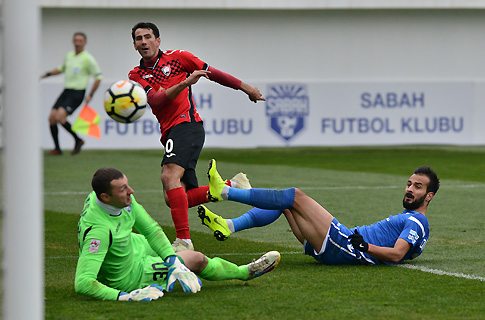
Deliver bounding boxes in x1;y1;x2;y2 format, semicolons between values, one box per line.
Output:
240;82;265;103
40;68;61;79
205;66;264;102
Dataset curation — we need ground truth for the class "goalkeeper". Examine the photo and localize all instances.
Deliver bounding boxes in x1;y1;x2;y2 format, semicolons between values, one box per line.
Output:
74;167;280;301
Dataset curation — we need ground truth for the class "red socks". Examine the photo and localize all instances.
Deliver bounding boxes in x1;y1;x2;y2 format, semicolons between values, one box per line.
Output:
186;180;232;207
186;185;210;207
166;187;190;239
167;182;234;239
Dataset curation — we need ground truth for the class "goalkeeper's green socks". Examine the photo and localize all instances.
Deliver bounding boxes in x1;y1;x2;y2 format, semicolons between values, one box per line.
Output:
198;256;249;281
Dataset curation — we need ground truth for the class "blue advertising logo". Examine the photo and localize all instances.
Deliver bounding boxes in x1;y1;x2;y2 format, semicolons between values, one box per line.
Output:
266;84;309;143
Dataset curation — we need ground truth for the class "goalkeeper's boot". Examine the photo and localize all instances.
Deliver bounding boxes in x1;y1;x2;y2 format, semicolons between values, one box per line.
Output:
207;159;227;202
197;205;232;241
229;172;252;189
172;238;194;252
246;251;281;280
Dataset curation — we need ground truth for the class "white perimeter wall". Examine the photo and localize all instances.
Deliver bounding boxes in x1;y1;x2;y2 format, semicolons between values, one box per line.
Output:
40;8;485;149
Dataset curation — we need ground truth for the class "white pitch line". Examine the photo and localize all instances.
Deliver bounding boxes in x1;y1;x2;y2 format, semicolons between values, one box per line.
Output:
215;253;483;281
397;264;484;281
455;184;485;188
44;183;485;196
45;252;484;281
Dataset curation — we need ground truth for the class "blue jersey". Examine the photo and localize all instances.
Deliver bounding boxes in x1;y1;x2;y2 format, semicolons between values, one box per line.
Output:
304;210;429;265
356;209;429;265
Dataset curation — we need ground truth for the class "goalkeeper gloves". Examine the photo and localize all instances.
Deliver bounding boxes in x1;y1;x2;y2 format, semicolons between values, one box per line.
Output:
349;230;369;252
164;255;202;293
118;284;164;301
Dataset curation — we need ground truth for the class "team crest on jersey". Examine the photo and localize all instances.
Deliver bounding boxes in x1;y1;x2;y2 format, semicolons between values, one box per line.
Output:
89;239;101;253
265;83;309;143
162;65;171;76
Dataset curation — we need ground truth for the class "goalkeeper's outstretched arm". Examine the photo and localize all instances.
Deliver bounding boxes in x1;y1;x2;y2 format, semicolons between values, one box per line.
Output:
75;252;165;301
74;256;121;301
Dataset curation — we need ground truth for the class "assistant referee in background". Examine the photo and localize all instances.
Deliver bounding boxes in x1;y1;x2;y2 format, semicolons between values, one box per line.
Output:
41;32;102;155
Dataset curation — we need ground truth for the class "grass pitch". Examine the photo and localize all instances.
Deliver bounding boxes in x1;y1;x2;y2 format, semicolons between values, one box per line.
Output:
44;146;484;319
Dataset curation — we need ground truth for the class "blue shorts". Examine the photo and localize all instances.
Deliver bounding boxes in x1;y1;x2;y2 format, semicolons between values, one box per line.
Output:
303;218;376;265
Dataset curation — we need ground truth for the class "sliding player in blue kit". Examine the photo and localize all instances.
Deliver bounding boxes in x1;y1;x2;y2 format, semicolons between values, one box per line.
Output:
199;160;439;265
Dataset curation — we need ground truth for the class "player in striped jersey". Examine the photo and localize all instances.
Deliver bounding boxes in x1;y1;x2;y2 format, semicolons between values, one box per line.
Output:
128;22;265;252
200;162;439;265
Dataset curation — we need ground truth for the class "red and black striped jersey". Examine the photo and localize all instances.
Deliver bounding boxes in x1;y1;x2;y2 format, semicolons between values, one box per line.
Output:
128;49;207;141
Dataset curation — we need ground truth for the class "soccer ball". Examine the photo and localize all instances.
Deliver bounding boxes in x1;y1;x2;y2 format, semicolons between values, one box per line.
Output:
104;80;147;123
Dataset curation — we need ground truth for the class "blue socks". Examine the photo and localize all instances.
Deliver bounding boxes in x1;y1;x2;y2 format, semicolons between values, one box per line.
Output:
225;187;295;233
231;207;283;232
227;187;296;210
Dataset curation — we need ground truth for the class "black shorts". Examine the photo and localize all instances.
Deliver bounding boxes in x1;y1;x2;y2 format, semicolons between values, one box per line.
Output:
161;121;205;190
53;89;85;115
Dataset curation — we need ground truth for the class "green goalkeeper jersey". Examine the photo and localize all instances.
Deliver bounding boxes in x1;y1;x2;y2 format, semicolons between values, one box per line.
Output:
74;192;175;300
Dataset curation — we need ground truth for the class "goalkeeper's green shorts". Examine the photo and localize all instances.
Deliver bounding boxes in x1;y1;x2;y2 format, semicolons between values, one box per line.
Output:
131;233;170;289
139;256;170;288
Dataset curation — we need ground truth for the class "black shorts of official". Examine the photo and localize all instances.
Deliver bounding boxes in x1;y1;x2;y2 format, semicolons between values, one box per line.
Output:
161;121;205;191
53;89;85;115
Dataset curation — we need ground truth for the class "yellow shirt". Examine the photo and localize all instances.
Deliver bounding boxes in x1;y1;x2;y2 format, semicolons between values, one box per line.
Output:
58;50;102;90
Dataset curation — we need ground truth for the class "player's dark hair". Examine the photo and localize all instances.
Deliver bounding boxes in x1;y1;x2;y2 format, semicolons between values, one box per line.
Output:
414;165;440;194
131;22;160;41
73;32;87;41
92;168;124;199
